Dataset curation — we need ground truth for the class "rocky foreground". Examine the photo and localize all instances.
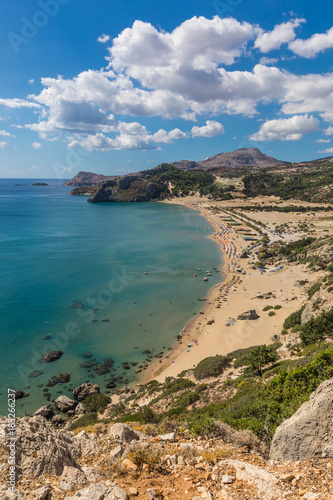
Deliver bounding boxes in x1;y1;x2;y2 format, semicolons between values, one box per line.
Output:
1;377;333;499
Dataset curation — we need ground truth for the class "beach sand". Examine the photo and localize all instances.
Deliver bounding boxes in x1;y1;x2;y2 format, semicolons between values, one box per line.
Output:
142;197;323;384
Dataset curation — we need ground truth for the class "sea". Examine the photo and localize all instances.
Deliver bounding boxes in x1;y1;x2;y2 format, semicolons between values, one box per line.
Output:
0;179;223;416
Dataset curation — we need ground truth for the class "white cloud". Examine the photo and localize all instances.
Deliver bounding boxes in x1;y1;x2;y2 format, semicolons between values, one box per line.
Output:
314;139;331;143
32;142;42;149
0;130;14;137
254;18;305;53
0;141;7;148
97;34;111;43
191;120;225;137
318;147;333;154
259;57;278;65
289;26;333;58
0;98;40;109
324;126;333;135
250;114;320;141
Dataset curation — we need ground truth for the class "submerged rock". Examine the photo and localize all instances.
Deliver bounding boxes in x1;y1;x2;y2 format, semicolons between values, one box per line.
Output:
39;350;63;363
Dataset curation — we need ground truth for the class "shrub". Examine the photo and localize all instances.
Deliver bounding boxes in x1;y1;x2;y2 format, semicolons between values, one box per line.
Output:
82;393;110;414
194;355;232;380
283;305;306;329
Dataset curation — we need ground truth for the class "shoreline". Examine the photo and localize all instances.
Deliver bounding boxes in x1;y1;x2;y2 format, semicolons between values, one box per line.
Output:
138;198;320;387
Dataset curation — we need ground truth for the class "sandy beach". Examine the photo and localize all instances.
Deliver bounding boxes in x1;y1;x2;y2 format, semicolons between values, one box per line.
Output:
142;197;324;384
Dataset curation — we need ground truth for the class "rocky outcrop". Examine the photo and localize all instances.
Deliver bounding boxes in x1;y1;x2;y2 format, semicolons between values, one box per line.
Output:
54;395;78;412
0;415;81;478
39;350;63;362
73;382;100;401
237;310;259;320
270;378;333;461
108;423;140;443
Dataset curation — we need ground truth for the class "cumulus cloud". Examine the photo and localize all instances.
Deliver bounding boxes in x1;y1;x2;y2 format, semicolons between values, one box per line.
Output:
0;130;14;137
254;18;305;53
0;141;7;148
191;120;225;137
318;147;333;154
32;142;42;149
250;114;320;141
97;34;111;43
0;98;40;109
289;26;333;58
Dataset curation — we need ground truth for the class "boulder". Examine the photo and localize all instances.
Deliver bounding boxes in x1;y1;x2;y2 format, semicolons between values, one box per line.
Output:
55;395;78;412
64;483;108;500
0;415;81;478
108;423;140;443
74;430;99;454
301;304;313;325
237;310;259;320
14;389;29;399
270;378;333;460
33;405;54;418
39;350;63;363
73;383;100;401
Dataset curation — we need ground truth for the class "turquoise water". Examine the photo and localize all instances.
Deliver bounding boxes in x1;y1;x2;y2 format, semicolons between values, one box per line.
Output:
0;179;222;416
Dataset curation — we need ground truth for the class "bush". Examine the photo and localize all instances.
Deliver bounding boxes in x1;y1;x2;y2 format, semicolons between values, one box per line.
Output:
82;393;110;414
68;412;98;430
194;355;232;380
283;305;306;329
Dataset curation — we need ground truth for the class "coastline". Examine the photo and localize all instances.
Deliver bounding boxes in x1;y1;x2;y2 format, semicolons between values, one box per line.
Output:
139;197;321;386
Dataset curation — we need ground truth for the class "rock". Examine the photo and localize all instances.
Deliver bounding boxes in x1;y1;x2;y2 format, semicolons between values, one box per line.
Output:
110;445;124;459
0;415;81;478
108;423;139;443
104;486;128;500
14;389;29;399
33;405;53;418
0;484;25;499
158;432;176;442
31;485;51;499
224;459;283;500
54;395;78;412
60;466;86;490
197;486;213;499
270;377;333;460
58;373;70;383
75;403;86;415
64;482;108;500
237;310;259;320
221;475;235;484
74;430;99;454
121;459;138;471
39;350;63;363
301;304;313;325
52;415;64;426
73;382;100;401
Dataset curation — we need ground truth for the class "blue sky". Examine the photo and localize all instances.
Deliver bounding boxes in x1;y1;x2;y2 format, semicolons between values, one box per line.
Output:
1;0;333;178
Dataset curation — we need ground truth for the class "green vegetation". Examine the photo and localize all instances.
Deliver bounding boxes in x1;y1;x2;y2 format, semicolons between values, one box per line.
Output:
194;355;232;380
300;307;333;345
82;393;110;414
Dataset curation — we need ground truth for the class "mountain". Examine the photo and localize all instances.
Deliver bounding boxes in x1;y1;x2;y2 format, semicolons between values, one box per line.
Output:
64;171;117;186
172;148;287;171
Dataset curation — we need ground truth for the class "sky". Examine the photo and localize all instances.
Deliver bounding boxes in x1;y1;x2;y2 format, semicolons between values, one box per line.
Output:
1;0;333;178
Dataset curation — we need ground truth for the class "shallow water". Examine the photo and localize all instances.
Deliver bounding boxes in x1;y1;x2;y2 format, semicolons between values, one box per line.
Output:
0;179;222;415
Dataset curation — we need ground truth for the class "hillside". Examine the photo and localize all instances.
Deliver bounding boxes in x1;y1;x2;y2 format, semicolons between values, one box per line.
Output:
172;148;287;171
